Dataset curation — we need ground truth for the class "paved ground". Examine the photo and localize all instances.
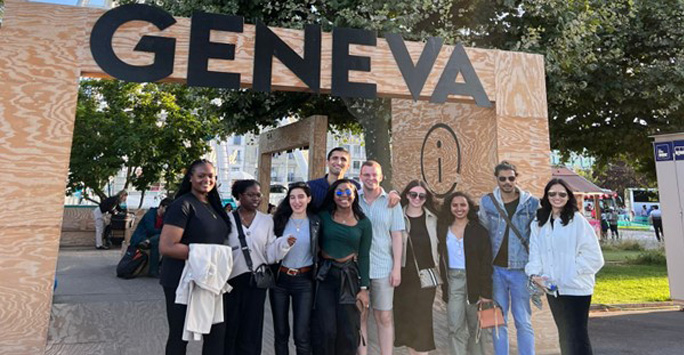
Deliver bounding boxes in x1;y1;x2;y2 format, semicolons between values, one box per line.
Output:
46;229;680;355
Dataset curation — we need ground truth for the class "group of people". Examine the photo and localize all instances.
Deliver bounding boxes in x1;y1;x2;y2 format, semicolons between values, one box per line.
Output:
135;147;604;355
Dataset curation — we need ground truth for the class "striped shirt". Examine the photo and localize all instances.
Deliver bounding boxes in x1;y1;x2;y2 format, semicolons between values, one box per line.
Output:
359;188;405;279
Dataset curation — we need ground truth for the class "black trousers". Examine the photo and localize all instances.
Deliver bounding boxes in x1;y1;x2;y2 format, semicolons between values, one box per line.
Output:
311;265;360;355
223;272;267;355
163;287;226;355
653;218;664;241
609;224;619;239
547;294;593;355
269;270;315;355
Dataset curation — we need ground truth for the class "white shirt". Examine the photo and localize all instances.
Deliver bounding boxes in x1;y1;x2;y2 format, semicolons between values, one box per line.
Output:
227;211;292;279
446;229;466;269
525;212;605;296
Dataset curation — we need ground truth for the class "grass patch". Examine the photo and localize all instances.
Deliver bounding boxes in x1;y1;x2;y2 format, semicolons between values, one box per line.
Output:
593;248;670;304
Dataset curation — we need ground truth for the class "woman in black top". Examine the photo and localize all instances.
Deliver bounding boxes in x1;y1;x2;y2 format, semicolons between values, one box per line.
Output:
159;159;233;355
438;192;493;355
270;182;321;355
394;180;440;355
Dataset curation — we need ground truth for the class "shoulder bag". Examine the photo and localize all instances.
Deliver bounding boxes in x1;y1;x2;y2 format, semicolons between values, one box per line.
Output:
488;193;529;254
406;231;442;288
476;299;505;342
233;210;275;289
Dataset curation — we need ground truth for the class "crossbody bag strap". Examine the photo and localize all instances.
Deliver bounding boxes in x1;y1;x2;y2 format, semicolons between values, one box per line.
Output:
488;193;529;254
406;231;422;271
233;210;254;272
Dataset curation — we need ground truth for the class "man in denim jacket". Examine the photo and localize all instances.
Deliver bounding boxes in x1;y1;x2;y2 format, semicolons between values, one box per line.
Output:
478;161;539;355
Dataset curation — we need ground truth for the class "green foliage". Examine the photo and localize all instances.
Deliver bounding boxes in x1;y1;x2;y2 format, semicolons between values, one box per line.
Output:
592;159;655;198
630;248;667;266
68;80;224;202
602;239;645;252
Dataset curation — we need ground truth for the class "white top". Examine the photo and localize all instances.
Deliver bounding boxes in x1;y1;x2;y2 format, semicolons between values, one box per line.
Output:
446;229;466;269
525;212;605;296
227;211;292;279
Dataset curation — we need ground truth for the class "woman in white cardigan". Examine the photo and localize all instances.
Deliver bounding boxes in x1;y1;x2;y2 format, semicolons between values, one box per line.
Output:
224;179;294;355
526;178;604;355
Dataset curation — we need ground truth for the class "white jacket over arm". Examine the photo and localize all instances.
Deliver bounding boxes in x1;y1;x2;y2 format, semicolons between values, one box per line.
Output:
175;243;233;341
525;212;604;296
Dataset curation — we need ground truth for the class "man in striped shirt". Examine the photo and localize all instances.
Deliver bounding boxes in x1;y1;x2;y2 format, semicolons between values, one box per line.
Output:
357;160;405;355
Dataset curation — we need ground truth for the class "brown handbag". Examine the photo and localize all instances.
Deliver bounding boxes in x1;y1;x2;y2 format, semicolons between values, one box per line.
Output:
476;300;505;341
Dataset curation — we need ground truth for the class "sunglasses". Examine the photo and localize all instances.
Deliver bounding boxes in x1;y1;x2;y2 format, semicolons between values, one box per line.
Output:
548;191;568;198
498;176;516;182
335;189;353;197
407;191;427;200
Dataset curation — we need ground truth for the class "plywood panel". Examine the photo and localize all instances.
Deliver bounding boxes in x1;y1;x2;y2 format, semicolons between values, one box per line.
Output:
495;52;548;118
0;226;62;354
495;115;551;197
392;99;498;203
0;1;84;353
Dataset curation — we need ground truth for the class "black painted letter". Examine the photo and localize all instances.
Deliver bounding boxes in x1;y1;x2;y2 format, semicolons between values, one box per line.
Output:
386;34;443;101
430;43;492;107
187;12;243;89
253;22;321;93
331;27;377;99
90;4;176;82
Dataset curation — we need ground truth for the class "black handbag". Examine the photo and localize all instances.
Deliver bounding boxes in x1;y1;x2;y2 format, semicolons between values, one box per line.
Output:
116;243;148;279
233;210;275;289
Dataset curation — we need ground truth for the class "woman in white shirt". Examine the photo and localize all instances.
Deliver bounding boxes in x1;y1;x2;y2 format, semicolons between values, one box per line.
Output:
526;178;604;355
224;180;294;355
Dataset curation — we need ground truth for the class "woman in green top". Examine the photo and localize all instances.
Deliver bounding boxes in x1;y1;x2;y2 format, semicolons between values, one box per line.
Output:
312;179;372;355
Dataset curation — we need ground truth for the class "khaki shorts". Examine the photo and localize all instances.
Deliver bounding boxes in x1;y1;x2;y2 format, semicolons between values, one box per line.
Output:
370;277;395;311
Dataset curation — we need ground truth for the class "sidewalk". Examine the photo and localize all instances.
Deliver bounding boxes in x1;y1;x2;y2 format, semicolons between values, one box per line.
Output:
46;244;681;354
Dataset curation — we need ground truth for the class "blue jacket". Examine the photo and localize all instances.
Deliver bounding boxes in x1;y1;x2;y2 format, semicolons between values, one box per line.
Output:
130;208;161;246
478;187;539;269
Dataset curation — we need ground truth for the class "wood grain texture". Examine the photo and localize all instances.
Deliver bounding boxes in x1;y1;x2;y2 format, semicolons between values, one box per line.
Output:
495;51;548;118
0;2;85;353
391;99;498;202
258;115;328;211
495;115;552;198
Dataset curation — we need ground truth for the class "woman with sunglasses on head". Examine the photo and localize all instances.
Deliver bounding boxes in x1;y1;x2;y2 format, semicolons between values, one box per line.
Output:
393;180;440;355
525;179;604;355
270;182;321;355
159;159;233;355
439;191;493;355
224;179;295;355
312;179;372;355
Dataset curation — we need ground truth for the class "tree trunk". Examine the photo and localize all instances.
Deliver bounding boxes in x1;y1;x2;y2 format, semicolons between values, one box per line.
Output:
138;189;146;209
342;97;394;190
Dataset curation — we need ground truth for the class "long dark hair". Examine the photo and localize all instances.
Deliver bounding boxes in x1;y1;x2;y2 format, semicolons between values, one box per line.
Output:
321;179;366;221
273;182;316;236
537;178;578;227
175;159;231;233
440;191;479;227
400;180;437;215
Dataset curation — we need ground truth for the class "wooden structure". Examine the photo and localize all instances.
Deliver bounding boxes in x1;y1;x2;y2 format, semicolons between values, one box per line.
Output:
0;1;550;353
257;116;328;209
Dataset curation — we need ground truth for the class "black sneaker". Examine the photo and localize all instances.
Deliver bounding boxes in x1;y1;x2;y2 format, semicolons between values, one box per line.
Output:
96;245;110;250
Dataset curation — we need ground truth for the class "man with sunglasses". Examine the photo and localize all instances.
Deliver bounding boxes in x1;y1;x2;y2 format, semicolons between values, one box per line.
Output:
478;161;540;355
357;160;405;355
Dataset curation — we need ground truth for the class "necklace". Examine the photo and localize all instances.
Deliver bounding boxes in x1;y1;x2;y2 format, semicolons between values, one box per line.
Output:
290;217;306;232
239;209;256;226
334;211;352;225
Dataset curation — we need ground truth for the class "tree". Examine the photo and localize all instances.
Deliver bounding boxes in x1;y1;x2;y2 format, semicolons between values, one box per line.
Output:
592;159;655;203
463;0;684;178
68;80;225;205
128;0;449;189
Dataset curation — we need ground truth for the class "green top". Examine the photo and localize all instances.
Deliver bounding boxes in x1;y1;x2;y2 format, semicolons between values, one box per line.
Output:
319;210;373;287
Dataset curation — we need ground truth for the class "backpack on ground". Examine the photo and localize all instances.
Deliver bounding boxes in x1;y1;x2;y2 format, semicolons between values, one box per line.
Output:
116;244;148;279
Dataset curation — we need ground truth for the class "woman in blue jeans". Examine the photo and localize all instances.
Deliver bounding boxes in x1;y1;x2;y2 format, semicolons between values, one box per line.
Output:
270;182;321;355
